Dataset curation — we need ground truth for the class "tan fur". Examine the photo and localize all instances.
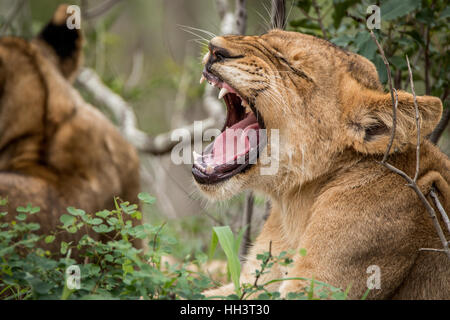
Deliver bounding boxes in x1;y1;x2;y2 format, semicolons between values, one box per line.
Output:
197;30;450;299
0;6;140;255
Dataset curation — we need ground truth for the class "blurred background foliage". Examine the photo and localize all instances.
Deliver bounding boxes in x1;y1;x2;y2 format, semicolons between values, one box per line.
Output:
0;0;448;261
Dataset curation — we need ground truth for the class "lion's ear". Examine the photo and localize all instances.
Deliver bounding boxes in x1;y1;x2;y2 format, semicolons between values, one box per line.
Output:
344;89;442;154
36;4;83;81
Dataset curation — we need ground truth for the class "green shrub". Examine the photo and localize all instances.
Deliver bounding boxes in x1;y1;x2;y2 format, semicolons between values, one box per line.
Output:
0;194;356;300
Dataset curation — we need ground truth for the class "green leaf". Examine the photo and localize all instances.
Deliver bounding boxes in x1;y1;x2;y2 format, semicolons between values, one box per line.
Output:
60;241;69;255
440;7;450;20
90;218;103;225
138;192;156;205
332;0;359;29
67;207;86;216
16;213;27;221
355;32;377;61
0;197;7;206
373;55;388;84
16;203;40;214
96;210;111;218
60;214;76;227
381;0;421;21
44;235;55;243
211;226;241;295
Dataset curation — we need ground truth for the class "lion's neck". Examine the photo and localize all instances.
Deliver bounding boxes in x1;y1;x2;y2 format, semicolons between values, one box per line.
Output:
269;150;362;247
0;137;58;182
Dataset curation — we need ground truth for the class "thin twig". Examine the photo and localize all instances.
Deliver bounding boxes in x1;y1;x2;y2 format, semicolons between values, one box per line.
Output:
0;0;26;35
83;0;124;19
429;107;450;144
424;26;431;95
419;248;446;253
370;32;450;260
240;191;254;259
77;68;218;154
430;188;450;234
406;55;421;182
235;0;247;35
311;0;327;40
369;30;398;163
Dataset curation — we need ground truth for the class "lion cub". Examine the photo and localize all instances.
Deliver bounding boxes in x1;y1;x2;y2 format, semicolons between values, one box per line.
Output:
0;5;140;254
193;30;450;299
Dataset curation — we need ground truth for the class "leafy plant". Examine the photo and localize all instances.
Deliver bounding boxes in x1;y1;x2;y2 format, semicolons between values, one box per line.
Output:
0;194;212;300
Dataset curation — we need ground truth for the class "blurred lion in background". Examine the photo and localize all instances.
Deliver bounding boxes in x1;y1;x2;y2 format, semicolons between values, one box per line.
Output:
0;5;140;253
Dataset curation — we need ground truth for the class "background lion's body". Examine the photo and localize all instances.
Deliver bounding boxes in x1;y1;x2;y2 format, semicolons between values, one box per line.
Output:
0;14;140;253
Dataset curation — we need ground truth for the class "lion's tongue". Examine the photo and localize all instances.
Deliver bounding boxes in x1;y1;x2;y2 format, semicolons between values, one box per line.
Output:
210;113;259;165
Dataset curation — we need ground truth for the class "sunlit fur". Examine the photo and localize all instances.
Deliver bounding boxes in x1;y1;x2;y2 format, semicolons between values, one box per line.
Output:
197;30;450;299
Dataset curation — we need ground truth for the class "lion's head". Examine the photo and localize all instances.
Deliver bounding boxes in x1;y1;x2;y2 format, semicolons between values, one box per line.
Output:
0;4;139;208
193;30;442;199
0;4;84;176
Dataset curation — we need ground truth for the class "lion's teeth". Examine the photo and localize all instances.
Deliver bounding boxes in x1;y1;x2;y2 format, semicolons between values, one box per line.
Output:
202;52;210;65
218;88;229;99
205;165;214;174
199;75;206;84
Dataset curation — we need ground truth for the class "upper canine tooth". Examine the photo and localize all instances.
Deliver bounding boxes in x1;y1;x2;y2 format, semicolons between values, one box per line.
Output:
199;75;206;84
218;88;229;99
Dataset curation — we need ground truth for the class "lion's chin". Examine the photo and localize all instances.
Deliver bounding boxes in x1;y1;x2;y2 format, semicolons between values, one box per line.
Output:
193;168;257;201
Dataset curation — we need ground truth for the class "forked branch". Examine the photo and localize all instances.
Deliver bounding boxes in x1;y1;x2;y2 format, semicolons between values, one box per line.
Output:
370;31;450;259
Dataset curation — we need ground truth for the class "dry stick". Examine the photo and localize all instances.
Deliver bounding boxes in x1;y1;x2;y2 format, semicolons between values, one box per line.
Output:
370;32;450;259
429;107;450;144
235;0;247;35
240;191;254;259
430;188;450;234
76;68;219;154
0;0;26;35
83;0;124;19
406;55;420;183
311;0;328;40
369;30;397;162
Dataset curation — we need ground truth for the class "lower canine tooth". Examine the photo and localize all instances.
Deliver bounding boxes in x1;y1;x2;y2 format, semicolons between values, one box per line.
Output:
218;88;229;99
205;165;214;174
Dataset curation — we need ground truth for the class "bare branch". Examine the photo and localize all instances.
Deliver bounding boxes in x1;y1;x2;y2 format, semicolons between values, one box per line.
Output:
311;0;328;40
369;30;398;163
82;0;124;19
406;55;421;183
240;191;254;259
369;32;450;259
429;107;450;144
0;0;26;35
419;248;447;253
216;0;236;34
76;68;217;155
430;188;450;235
235;0;247;35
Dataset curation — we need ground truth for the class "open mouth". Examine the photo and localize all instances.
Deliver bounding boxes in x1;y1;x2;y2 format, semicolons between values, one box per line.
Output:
192;69;266;185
